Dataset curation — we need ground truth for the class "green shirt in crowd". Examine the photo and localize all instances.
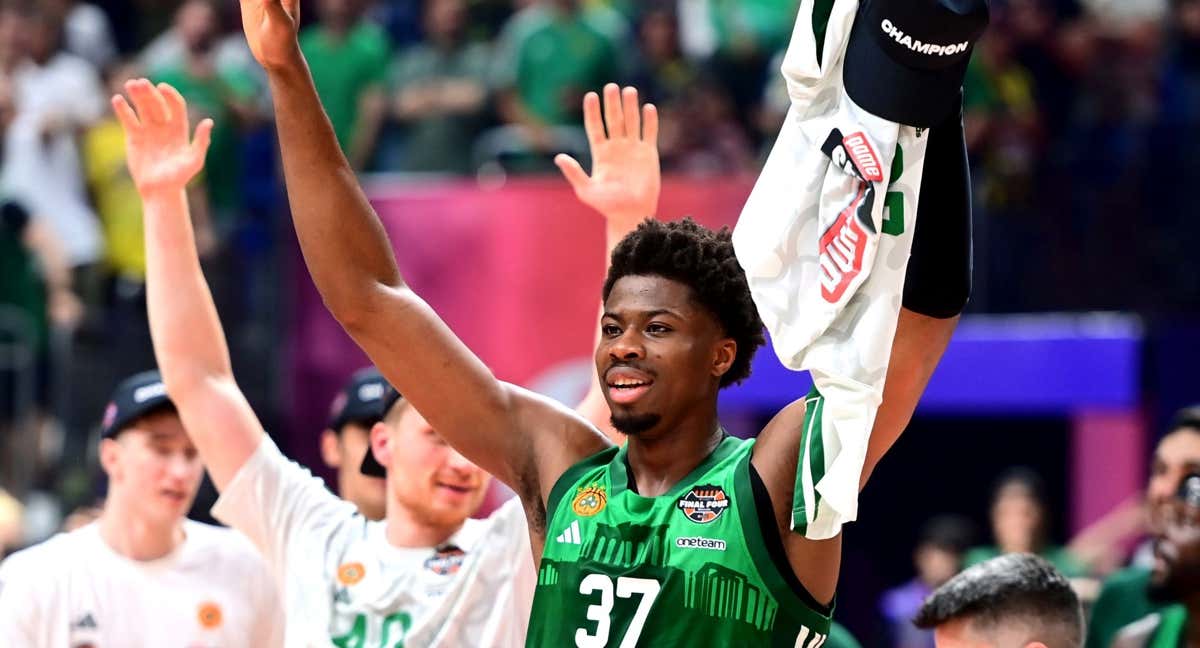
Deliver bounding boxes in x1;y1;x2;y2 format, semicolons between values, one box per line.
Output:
1088;566;1163;648
0;202;46;352
300;22;390;156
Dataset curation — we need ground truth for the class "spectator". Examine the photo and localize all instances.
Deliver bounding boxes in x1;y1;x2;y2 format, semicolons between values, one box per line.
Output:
85;60;216;292
965;468;1088;578
147;0;260;231
913;553;1084;647
1111;473;1200;647
658;75;755;174
300;0;389;171
0;2;106;278
388;0;490;174
44;0;116;70
880;516;976;648
0;199;81;500
628;1;701;109
704;0;798;119
1088;408;1200;648
494;0;623;149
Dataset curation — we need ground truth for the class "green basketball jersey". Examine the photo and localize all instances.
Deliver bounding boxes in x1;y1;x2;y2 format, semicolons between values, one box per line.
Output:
526;436;832;647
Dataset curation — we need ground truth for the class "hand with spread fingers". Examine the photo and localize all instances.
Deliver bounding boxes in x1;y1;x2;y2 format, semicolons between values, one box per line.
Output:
238;0;301;71
112;79;212;199
555;83;661;230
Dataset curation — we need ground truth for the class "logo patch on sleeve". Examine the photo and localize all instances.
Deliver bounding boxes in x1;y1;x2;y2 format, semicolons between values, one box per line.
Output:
677;484;730;524
424;545;466;575
572;484;607;517
197;602;223;629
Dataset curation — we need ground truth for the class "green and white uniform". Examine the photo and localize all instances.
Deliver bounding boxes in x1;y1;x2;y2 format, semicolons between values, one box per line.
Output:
527;436;832;647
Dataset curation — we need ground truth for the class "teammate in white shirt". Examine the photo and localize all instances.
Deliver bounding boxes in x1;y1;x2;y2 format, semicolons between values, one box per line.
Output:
116;76;656;645
319;367;389;521
0;370;284;647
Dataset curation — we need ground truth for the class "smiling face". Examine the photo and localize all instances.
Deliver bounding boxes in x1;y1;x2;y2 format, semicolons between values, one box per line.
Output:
597;275;736;437
372;404;490;528
100;411;203;527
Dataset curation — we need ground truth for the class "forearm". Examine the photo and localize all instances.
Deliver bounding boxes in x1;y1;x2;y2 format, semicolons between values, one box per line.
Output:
143;189;232;387
265;59;403;318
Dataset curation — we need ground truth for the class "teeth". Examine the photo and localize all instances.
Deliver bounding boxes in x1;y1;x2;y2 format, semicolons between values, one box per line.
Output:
612;380;647;387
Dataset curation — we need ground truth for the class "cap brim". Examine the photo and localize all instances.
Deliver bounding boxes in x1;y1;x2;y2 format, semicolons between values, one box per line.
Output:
842;15;967;129
360;445;387;478
102;399;176;439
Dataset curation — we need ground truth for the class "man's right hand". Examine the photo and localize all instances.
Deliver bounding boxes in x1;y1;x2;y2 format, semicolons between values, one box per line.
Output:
555;84;660;232
239;0;301;71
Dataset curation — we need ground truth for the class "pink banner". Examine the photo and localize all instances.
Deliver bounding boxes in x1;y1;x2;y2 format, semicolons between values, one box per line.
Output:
284;175;757;480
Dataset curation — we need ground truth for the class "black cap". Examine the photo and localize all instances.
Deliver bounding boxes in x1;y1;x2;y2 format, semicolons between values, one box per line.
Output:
100;370;176;439
843;0;989;128
359;384;405;478
328;367;389;432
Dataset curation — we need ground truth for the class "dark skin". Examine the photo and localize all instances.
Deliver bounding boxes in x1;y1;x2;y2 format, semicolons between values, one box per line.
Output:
1115;500;1200;647
237;0;956;606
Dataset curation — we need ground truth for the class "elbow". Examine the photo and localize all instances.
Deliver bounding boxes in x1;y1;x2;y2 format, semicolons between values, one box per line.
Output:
328;282;413;335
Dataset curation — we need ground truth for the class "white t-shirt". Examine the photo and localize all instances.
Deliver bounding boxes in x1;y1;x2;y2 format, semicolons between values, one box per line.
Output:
0;52;105;267
212;436;536;647
0;520;284;647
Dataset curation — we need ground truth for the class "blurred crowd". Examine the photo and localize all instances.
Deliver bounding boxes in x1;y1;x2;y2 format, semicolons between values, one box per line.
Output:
2;0;1200;640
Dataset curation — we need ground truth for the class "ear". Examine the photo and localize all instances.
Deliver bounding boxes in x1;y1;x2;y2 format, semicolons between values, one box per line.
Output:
370;422;393;470
98;438;121;482
711;338;737;380
319;429;342;469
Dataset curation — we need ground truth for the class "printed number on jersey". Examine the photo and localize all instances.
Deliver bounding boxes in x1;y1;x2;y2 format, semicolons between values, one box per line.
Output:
574;575;661;648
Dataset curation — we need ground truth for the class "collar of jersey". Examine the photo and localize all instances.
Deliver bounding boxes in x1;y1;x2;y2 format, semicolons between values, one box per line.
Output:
608;432;740;500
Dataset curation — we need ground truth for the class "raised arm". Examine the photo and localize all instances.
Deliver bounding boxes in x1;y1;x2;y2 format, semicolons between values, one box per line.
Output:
557;84;661;440
117;79;263;490
236;0;605;505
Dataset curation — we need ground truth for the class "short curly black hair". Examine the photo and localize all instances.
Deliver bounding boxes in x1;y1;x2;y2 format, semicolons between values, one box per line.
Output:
602;218;765;387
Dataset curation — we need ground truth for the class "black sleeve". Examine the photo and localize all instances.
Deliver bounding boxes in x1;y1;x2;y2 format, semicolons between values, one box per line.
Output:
901;96;973;318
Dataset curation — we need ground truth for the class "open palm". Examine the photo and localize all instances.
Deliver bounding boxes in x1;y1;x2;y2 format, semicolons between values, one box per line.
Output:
113;79;212;197
238;0;300;70
556;84;661;228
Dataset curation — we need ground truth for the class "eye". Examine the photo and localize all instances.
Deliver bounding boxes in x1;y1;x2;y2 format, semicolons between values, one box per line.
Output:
646;323;671;335
601;324;621;337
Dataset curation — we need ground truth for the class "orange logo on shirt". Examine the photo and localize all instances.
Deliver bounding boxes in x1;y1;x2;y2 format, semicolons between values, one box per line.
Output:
197;602;223;629
572;485;607;517
337;562;366;586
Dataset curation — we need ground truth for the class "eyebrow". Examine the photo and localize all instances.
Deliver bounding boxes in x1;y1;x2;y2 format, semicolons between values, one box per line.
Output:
602;308;684;322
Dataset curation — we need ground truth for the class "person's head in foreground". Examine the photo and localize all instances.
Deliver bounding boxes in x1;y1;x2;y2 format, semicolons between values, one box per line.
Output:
362;386;490;534
913;553;1084;648
598;218;764;437
321;367;388;520
99;370;201;530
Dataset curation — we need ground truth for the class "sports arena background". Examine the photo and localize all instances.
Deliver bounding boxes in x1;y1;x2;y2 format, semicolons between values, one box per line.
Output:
1;0;1197;641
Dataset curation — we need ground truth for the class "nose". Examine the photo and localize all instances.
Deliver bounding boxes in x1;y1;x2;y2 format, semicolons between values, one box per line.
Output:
608;329;645;362
167;452;195;480
444;447;479;474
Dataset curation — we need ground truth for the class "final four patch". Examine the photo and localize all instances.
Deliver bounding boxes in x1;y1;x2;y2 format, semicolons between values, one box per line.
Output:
677;484;730;524
425;545;466;575
572;484;607;517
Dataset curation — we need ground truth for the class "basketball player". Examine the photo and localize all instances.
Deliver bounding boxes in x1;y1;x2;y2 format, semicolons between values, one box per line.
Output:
237;0;981;642
0;370;283;646
120;74;656;644
320;367;389;520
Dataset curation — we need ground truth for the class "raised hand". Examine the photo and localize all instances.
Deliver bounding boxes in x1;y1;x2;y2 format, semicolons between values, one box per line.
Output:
555;84;661;229
238;0;301;71
112;79;212;198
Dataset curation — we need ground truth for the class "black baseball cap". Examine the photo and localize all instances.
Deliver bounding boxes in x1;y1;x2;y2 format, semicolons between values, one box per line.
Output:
843;0;989;128
328;367;389;432
359;385;405;478
100;370;177;439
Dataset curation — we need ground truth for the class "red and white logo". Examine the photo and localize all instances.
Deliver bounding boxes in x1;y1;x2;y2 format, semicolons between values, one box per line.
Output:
842;133;883;183
820;186;870;303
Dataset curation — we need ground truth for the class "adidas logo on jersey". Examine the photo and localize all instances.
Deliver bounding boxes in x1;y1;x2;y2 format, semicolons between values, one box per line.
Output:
555;520;583;545
72;613;98;630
